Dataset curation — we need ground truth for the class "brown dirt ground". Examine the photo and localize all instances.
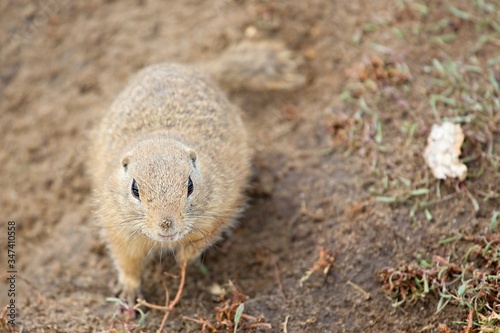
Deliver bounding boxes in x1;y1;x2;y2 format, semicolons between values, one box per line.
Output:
1;0;499;332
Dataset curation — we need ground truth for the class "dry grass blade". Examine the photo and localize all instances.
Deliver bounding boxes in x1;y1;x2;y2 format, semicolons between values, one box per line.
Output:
0;306;15;333
300;247;336;287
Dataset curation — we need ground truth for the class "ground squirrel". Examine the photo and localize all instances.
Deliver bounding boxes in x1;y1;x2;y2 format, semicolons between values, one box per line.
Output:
89;41;304;306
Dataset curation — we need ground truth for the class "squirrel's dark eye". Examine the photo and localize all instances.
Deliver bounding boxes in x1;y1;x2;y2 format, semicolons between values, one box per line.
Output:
187;176;194;197
131;179;140;200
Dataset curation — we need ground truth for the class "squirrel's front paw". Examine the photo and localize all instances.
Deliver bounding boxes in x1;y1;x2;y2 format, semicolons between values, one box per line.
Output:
108;279;145;317
115;279;144;308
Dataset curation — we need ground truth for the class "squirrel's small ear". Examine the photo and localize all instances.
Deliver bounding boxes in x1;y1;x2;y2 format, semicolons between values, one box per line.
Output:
121;156;130;171
188;149;197;166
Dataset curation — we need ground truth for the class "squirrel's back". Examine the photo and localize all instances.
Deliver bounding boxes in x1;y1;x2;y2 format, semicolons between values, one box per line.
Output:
91;64;249;187
96;64;246;146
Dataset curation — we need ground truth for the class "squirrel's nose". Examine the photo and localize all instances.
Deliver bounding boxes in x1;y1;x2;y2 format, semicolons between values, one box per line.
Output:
160;216;174;230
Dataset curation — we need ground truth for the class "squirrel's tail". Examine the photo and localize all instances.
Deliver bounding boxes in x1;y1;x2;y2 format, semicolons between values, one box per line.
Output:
199;41;306;91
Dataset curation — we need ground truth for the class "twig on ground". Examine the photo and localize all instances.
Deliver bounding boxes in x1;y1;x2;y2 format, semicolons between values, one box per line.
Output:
347;280;371;300
136;259;188;332
182;316;217;333
299;247;336;287
268;250;287;300
282;315;290;333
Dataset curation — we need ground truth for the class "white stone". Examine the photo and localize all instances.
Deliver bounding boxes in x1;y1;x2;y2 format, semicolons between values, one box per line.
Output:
423;122;467;181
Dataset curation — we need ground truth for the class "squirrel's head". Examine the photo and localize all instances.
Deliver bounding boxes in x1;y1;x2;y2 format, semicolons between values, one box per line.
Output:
117;137;205;243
